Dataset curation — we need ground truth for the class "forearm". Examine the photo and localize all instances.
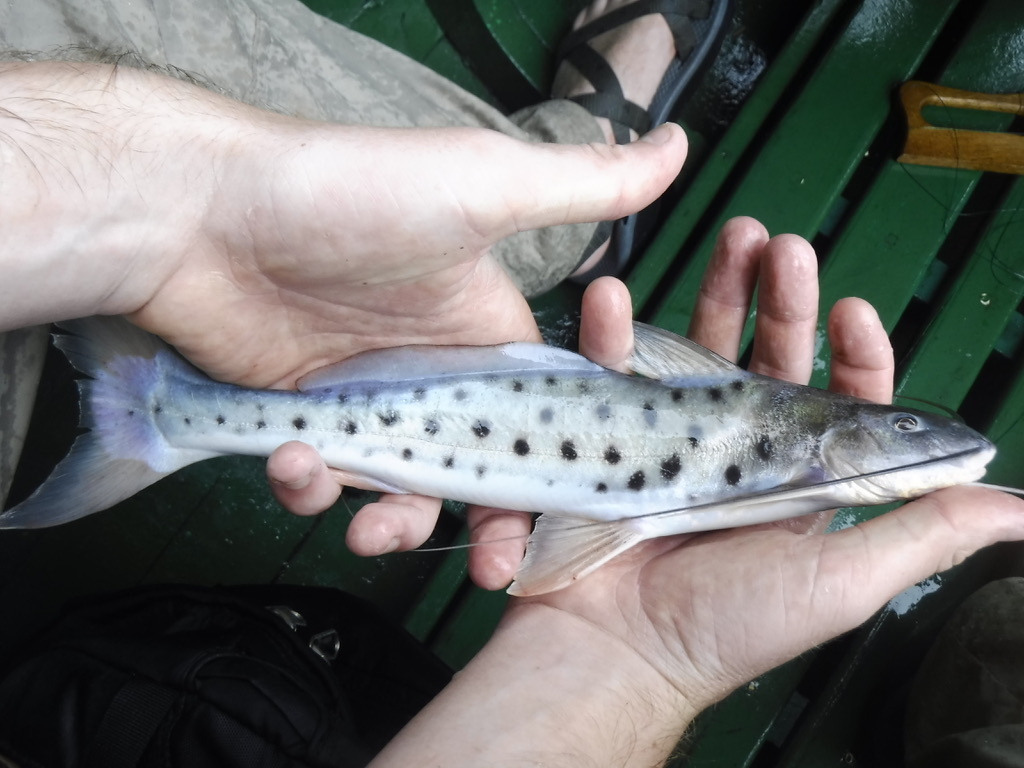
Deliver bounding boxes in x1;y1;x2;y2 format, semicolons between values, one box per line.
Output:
368;602;698;768
0;60;249;330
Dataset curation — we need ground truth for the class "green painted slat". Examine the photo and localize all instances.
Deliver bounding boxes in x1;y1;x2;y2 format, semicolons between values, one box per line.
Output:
427;585;508;669
402;528;470;641
895;180;1024;407
644;0;960;337
628;0;851;311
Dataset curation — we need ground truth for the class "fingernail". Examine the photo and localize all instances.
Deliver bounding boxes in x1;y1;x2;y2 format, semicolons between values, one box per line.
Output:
639;123;676;145
383;537;401;554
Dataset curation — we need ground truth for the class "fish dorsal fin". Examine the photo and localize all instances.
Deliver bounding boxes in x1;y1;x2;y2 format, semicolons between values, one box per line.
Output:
297;341;602;392
629;322;742;379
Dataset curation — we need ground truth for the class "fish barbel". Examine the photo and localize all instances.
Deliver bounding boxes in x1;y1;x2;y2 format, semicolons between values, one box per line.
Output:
0;317;995;595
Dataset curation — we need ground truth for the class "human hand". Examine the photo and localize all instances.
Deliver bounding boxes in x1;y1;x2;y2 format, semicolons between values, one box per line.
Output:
0;63;685;587
510;216;1024;715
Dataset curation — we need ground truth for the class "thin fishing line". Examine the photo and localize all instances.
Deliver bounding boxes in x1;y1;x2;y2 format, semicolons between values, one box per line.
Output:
968;481;1024;497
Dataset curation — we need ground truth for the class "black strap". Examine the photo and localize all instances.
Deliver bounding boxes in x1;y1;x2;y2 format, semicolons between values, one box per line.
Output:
87;679;178;768
557;0;712;142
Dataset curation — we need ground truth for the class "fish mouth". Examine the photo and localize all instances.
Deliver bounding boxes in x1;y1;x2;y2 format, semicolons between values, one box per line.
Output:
839;443;997;500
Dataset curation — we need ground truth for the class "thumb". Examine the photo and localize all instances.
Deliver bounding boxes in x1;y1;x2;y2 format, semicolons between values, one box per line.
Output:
433;123;686;242
502;123;688;234
807;486;1024;640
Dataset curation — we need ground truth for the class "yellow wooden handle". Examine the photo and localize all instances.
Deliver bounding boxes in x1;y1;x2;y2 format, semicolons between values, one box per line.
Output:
898;81;1024;174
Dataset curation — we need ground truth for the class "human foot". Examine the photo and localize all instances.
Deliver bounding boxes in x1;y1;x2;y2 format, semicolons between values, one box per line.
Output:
554;0;731;281
553;0;678;145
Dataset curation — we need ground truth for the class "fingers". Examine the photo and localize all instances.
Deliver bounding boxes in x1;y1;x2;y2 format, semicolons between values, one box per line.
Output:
579;277;634;372
688;217;769;358
827;297;894;404
267;441;342;516
747;235;819;384
466;507;533;591
807;486;1024;638
345;494;444;556
689;218;818;385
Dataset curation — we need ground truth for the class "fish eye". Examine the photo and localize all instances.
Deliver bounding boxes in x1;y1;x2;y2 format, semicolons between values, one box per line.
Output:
893;414;920;432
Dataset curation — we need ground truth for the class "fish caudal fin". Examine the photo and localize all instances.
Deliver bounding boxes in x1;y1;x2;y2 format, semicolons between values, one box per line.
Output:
0;317;217;528
507;515;646;596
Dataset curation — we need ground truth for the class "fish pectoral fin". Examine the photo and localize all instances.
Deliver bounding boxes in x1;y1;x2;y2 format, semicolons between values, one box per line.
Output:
507;514;645;597
629;322;744;378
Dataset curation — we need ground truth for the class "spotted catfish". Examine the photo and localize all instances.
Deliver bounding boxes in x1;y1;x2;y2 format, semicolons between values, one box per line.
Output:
0;317;995;595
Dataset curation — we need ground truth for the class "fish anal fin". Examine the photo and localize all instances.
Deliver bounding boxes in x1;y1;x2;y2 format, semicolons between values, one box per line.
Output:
507;514;646;596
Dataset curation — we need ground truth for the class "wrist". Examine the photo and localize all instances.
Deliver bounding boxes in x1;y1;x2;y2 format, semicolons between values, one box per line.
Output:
371;600;699;768
0;60;247;328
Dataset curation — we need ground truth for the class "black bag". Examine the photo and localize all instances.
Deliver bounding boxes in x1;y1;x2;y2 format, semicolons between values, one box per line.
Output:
0;584;452;768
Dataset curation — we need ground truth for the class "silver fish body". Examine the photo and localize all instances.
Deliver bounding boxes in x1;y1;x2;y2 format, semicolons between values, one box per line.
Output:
0;318;995;595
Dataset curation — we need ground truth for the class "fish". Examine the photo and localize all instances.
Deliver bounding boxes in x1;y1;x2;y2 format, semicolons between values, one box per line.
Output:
0;317;996;595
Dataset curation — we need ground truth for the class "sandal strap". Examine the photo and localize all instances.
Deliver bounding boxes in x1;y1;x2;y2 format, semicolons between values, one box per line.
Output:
559;0;710;65
557;0;712;142
562;44;650;142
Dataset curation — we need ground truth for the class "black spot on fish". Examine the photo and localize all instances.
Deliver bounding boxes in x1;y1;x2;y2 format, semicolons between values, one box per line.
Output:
708;387;724;402
128;410;136;418
472;421;491;439
476;465;487;478
292;417;306;430
184;417;192;426
512;380;524;393
514;439;531;456
596;483;608;494
402;448;414;461
732;380;745;392
756;435;773;460
596;404;612;420
688;436;700;449
577;379;591;394
337;393;349;404
256;420;267;430
660;454;682;482
560;441;578;461
725;465;742;485
547;479;554;487
345;421;358;435
153;405;162;414
216;415;226;425
413;388;427;401
605;447;621;465
540;408;554;424
455;389;468;402
628;471;646;491
443;456;455;469
671;389;684;402
379;411;400;427
424;419;440;436
545;376;558;387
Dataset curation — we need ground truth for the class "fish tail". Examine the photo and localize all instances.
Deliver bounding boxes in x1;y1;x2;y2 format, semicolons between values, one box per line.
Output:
507;515;646;596
0;317;215;528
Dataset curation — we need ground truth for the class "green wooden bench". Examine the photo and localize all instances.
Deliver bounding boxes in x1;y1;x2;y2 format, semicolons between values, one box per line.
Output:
4;0;1024;765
